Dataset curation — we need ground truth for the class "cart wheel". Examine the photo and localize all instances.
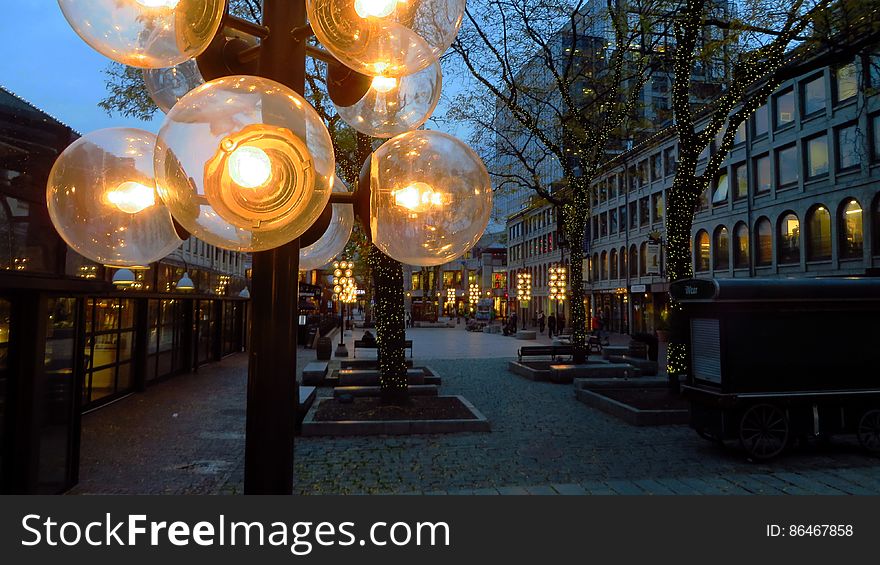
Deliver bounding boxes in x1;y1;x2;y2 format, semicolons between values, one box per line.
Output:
739;403;789;460
857;409;880;453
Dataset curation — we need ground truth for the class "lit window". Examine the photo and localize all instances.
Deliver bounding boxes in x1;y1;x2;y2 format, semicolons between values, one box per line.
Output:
840;199;864;259
834;63;858;103
695;231;710;272
712;173;728;205
806;135;829;178
774;89;794;128
652;192;664;222
733;162;748;199
714;226;729;270
806;206;831;261
755;218;772;266
802;74;825;115
733;223;749;268
755;155;771;193
778;213;800;264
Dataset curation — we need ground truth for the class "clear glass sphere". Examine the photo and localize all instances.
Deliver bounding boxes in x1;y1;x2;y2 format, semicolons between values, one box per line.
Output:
57;0;225;68
154;75;335;252
307;0;465;78
46;128;182;268
299;177;354;271
143;58;205;113
335;60;441;138
369;130;492;266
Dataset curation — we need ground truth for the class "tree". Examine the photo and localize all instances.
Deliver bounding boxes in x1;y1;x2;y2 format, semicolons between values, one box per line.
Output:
664;0;880;381
450;0;676;362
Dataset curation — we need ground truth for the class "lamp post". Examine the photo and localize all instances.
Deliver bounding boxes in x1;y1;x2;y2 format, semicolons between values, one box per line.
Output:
446;287;456;317
333;259;354;356
516;271;531;330
468;283;479;316
548;265;567;318
51;0;486;495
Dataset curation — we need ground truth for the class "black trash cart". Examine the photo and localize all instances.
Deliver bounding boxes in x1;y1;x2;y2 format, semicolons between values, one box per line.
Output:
671;277;880;460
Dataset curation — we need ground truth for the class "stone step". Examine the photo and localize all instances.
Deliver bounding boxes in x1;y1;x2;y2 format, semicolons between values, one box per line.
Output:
607;355;659;376
515;330;537;340
302;361;329;385
333;384;439;398
561;363;642;380
338;368;426;386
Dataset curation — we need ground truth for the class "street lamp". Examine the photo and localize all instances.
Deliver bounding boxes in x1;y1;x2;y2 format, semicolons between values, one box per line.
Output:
50;0;484;495
468;283;479;315
333;259;354;357
548;264;567;318
446;288;456;316
516;271;531;330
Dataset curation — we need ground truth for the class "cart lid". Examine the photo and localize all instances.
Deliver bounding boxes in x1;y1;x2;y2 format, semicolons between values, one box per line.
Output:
670;277;880;302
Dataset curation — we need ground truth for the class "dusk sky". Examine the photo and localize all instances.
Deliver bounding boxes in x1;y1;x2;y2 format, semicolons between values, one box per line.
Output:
0;1;159;133
0;2;465;137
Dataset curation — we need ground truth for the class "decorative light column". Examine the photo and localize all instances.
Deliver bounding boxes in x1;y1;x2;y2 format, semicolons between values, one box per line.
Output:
333;259;354;357
548;265;567;318
446;288;457;317
516;271;531;330
468;283;480;315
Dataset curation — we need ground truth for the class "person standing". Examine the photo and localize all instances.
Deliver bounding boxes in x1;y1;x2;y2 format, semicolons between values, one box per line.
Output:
547;313;556;339
557;312;565;334
538;310;545;334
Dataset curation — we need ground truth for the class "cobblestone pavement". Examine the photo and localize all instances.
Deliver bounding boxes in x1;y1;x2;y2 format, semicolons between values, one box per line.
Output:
74;352;880;495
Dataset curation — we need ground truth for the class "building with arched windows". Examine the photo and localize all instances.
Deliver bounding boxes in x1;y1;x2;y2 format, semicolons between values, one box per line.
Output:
586;51;880;335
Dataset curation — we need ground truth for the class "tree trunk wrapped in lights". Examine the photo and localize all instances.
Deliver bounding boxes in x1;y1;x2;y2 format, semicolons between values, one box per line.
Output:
368;243;409;404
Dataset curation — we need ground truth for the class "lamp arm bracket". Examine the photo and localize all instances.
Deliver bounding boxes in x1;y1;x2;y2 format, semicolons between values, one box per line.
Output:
291;23;315;42
223;13;270;40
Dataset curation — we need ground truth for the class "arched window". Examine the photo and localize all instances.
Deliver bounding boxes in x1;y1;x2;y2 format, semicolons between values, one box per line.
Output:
609;248;618;279
714;226;729;270
592;253;599;281
639;241;648;275
694;230;710;272
806;205;832;261
600;251;608;280
839;199;864;259
733;222;749;268
619;246;627;279
630;245;639;278
755;217;772;266
778;212;801;264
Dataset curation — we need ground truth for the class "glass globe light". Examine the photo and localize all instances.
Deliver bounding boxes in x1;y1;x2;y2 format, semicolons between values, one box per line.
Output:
334;60;441;138
300;177;355;271
57;0;225;68
369;130;492;267
143;58;205;113
307;0;465;78
46;128;182;268
154;75;335;252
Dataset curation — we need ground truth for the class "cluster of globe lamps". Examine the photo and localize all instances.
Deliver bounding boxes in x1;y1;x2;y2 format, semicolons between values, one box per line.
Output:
47;0;493;290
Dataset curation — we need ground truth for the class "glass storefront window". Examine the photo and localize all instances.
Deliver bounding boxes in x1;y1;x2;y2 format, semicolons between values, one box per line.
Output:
83;298;137;407
694;231;710;272
714;227;729;270
778;213;801;264
806;206;831;261
0;299;9;477
734;223;749;268
840;199;864;259
755;218;772;266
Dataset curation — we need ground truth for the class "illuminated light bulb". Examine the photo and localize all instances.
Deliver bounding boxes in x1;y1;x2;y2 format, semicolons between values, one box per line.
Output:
227;146;272;189
155;75;334;252
371;75;398;93
46;128;181;268
57;0;225;68
354;0;397;18
370;130;491;267
336;59;441;139
105;181;156;214
307;0;464;78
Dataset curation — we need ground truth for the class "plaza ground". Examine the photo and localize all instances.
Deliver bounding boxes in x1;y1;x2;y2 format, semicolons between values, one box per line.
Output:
72;326;880;495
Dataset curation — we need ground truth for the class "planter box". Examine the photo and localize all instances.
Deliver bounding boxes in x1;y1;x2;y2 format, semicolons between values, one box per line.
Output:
575;387;689;426
301;395;490;436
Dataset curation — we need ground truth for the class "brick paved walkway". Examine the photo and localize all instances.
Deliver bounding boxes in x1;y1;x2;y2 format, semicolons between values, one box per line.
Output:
73;352;880;495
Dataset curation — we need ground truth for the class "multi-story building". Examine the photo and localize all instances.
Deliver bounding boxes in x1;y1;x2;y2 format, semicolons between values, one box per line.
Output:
402;231;507;322
0;86;250;493
587;51;880;334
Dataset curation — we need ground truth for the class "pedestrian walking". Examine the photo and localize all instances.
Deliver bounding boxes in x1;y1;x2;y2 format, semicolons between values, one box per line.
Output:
548;313;556;339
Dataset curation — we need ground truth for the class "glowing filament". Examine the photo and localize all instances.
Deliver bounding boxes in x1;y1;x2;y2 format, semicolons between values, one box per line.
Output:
392;182;444;212
105;181;156;214
134;0;180;8
354;0;397;18
227;146;272;189
371;75;398;93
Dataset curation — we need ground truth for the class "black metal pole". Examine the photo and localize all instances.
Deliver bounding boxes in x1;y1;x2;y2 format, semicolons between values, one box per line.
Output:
339;301;344;346
243;0;304;495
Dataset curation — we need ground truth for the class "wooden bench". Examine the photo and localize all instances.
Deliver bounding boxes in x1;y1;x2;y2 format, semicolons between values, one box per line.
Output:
517;345;573;362
353;339;413;358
